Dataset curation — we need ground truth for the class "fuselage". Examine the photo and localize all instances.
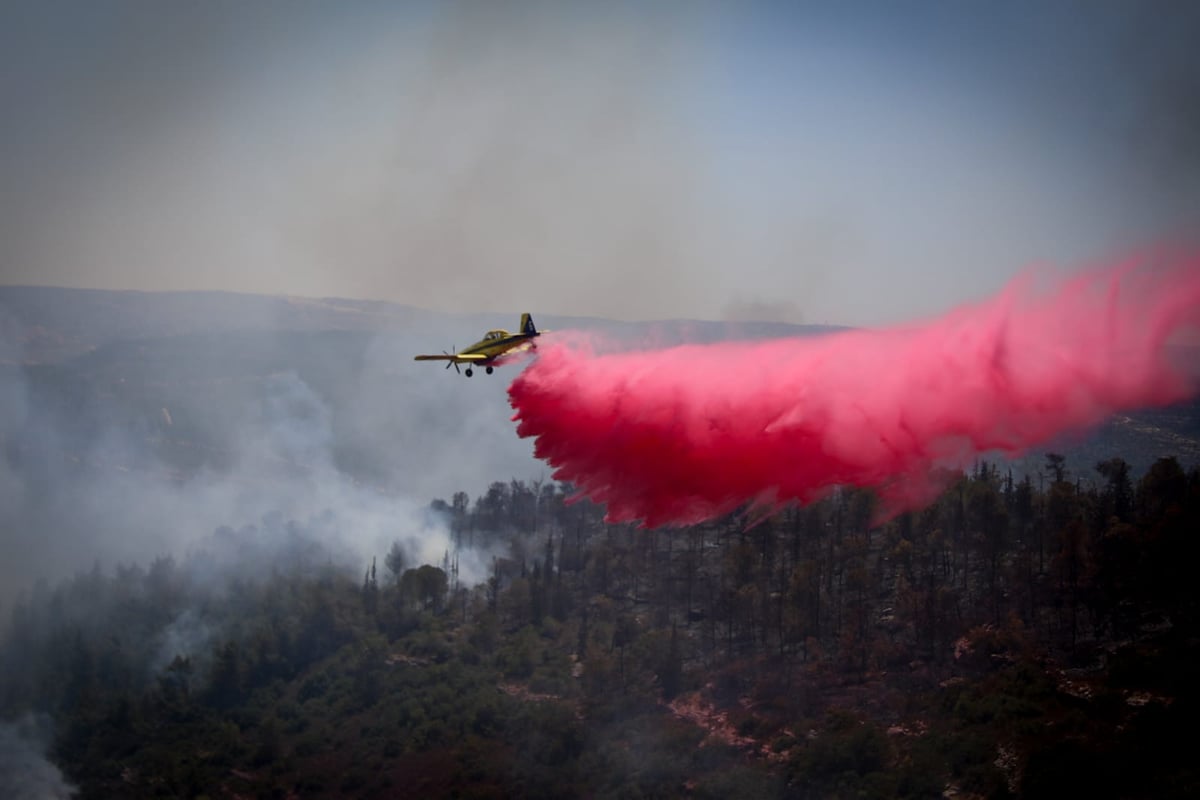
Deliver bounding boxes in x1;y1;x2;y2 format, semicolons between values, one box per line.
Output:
459;329;537;362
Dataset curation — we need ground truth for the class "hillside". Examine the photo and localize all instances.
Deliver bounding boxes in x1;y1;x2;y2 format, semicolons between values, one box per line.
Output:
3;463;1198;798
2;286;1200;797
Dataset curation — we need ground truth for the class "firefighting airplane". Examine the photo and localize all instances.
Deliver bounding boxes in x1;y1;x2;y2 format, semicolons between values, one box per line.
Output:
413;313;543;377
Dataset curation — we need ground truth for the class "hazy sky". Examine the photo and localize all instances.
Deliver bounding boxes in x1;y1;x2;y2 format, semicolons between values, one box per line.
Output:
2;0;1198;326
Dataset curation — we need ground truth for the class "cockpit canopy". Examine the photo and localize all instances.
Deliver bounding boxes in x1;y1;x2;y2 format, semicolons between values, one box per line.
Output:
483;330;509;341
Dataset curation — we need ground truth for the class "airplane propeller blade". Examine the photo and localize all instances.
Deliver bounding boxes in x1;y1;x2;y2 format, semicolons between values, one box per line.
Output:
444;347;460;374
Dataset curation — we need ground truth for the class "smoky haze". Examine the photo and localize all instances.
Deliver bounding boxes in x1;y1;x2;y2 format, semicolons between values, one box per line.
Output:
0;280;850;615
0;715;75;800
0;301;552;612
1;1;1198;326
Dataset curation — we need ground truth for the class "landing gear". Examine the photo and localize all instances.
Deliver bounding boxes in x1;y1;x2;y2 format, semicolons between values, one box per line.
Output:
465;367;474;377
485;366;494;375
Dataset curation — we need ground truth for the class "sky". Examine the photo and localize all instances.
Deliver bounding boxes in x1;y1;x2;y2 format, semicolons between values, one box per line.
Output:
1;0;1198;326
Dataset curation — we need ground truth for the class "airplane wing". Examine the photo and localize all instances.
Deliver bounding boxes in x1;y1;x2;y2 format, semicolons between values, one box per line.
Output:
414;354;489;363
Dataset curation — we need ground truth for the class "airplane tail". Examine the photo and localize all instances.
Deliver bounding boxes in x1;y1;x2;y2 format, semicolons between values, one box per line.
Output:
520;313;537;335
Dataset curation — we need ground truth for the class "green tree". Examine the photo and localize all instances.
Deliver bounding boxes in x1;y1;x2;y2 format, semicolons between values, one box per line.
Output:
1096;457;1133;522
659;623;683;700
384;541;406;586
401;565;449;613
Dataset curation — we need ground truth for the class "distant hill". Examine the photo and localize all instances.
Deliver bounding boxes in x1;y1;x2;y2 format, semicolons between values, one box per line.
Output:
0;286;436;363
0;285;843;364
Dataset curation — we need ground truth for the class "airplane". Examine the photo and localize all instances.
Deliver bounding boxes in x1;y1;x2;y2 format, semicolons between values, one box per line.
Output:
414;313;544;377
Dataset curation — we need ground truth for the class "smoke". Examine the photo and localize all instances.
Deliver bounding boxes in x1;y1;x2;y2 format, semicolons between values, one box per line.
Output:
0;715;75;799
0;1;726;321
509;251;1200;527
2;2;1196;328
0;337;515;611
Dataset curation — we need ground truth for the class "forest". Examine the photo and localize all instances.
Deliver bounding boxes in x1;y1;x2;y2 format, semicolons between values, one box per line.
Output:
2;452;1198;798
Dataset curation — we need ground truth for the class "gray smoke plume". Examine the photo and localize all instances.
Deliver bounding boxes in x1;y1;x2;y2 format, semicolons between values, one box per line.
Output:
0;331;526;612
0;715;75;799
3;2;1195;328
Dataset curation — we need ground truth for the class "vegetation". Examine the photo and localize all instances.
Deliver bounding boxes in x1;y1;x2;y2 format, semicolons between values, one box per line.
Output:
3;454;1199;798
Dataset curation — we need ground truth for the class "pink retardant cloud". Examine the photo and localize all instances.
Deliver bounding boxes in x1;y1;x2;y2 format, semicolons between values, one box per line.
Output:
509;252;1200;527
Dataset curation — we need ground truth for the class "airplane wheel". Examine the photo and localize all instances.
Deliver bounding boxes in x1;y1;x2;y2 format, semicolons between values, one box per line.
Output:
465;368;474;377
486;366;494;375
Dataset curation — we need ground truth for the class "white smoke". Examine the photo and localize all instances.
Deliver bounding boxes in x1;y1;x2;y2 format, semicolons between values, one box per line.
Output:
0;715;75;800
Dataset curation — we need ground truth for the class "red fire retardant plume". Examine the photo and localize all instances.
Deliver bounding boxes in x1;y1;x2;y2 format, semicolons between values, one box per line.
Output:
509;253;1200;528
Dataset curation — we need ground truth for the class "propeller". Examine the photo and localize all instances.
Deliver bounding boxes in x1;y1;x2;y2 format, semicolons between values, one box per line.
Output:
444;346;460;374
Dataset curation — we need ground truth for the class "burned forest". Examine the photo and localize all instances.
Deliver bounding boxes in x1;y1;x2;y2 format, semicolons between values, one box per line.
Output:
4;454;1199;798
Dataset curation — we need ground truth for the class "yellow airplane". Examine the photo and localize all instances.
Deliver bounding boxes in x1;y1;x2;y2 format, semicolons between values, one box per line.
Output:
414;313;543;377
